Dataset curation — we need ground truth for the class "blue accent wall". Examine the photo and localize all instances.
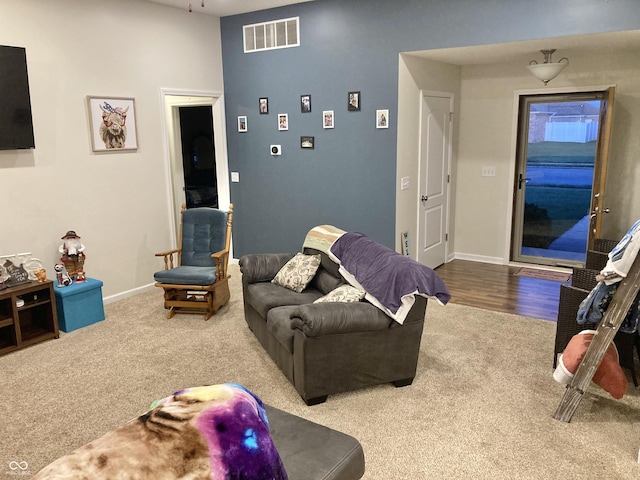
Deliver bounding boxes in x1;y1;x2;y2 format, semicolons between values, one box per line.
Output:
221;0;640;257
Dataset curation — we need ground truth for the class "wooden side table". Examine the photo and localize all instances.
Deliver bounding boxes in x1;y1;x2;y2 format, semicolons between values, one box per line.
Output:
0;280;59;356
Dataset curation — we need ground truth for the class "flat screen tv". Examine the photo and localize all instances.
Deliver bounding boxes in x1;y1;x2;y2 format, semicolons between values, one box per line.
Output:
0;45;35;150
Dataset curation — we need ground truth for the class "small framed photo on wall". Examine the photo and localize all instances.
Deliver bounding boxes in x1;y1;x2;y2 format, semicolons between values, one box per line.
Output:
259;97;269;114
278;113;289;131
376;109;389;129
238;116;247;132
301;136;314;149
301;94;311;113
348;91;360;111
323;110;334;129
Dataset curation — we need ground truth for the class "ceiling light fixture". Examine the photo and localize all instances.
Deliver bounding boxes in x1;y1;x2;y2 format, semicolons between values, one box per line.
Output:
527;49;569;86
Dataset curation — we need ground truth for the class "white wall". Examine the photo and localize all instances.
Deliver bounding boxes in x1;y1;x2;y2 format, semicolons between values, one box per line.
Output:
0;0;224;299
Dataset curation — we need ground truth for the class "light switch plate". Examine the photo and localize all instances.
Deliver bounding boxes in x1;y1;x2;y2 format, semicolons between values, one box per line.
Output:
482;166;496;177
231;172;239;183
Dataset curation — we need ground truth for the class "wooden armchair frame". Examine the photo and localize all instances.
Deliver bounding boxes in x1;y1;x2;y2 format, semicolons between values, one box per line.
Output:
154;204;233;320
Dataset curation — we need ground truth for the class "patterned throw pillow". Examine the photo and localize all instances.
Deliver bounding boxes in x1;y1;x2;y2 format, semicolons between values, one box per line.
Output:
272;252;321;293
314;284;366;303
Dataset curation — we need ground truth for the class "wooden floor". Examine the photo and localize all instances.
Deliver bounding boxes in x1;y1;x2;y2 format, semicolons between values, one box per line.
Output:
434;259;570;322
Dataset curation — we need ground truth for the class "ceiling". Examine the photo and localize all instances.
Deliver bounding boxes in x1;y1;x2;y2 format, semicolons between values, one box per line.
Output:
144;0;313;17
408;30;640;66
142;1;639;60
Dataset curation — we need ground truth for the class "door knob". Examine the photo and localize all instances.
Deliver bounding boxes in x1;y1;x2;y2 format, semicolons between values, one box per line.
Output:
421;195;429;202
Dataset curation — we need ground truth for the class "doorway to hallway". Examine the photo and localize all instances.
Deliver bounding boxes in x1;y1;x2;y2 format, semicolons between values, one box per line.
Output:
161;89;230;243
179;105;218;209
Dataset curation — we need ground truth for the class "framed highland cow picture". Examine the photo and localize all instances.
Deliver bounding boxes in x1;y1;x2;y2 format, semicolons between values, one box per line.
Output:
87;96;138;152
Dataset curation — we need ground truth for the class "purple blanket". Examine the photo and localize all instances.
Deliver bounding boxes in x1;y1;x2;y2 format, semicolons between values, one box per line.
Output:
329;232;450;323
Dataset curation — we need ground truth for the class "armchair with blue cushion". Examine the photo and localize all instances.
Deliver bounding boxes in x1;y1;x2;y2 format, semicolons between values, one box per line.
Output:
154;204;233;320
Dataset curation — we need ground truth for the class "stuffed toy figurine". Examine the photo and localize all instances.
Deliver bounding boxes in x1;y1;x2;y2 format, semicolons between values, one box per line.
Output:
54;263;73;288
554;329;627;399
34;268;47;283
59;230;86;278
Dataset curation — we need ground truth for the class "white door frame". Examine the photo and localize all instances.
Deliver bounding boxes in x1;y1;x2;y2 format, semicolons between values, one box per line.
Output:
416;90;453;267
159;88;230;249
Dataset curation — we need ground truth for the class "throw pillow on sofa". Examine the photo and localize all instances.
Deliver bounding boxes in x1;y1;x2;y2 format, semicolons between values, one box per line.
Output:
314;284;365;303
272;252;321;293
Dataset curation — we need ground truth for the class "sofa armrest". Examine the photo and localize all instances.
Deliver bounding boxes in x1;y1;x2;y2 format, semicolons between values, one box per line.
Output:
290;303;392;337
239;253;295;284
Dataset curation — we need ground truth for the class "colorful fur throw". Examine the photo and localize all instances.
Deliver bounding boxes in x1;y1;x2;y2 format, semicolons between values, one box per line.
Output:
34;384;288;479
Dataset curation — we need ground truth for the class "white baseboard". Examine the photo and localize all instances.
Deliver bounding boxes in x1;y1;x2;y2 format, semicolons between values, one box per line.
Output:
103;283;155;305
451;252;506;265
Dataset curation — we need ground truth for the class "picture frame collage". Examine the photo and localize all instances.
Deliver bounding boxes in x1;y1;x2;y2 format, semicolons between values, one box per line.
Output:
237;91;389;149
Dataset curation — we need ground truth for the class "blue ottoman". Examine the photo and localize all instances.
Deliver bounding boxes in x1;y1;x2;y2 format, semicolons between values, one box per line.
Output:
54;278;105;332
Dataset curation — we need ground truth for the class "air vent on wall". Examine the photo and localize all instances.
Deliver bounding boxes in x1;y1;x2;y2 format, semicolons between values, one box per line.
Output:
243;17;299;53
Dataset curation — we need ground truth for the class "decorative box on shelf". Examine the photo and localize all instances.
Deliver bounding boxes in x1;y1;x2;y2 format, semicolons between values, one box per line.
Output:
54;278;105;333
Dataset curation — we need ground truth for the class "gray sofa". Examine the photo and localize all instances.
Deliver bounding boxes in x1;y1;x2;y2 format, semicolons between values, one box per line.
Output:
239;248;429;406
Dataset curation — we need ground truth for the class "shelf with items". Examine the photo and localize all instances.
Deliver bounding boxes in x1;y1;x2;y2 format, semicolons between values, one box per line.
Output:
0;280;59;356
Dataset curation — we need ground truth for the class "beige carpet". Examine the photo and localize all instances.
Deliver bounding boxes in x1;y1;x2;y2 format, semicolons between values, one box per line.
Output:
1;264;639;479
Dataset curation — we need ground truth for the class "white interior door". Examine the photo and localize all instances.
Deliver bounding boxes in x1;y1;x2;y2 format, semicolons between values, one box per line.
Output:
417;93;451;269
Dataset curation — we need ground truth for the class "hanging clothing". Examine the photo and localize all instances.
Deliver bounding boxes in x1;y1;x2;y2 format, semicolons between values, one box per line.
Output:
599;219;640;285
576;219;640;333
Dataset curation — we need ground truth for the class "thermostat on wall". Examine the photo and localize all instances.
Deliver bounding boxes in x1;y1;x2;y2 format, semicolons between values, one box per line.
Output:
270;145;281;156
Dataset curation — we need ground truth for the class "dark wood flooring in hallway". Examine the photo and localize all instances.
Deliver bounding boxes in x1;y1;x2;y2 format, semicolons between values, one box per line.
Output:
434;259;569;322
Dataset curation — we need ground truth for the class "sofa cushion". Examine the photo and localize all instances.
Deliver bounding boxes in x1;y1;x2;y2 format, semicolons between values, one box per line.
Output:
303;248;344;294
314;285;365;304
267;306;300;354
272;252;321;293
246;282;323;318
309;268;344;295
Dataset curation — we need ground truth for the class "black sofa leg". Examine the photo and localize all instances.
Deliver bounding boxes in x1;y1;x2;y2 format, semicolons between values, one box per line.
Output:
392;377;414;388
304;395;328;406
